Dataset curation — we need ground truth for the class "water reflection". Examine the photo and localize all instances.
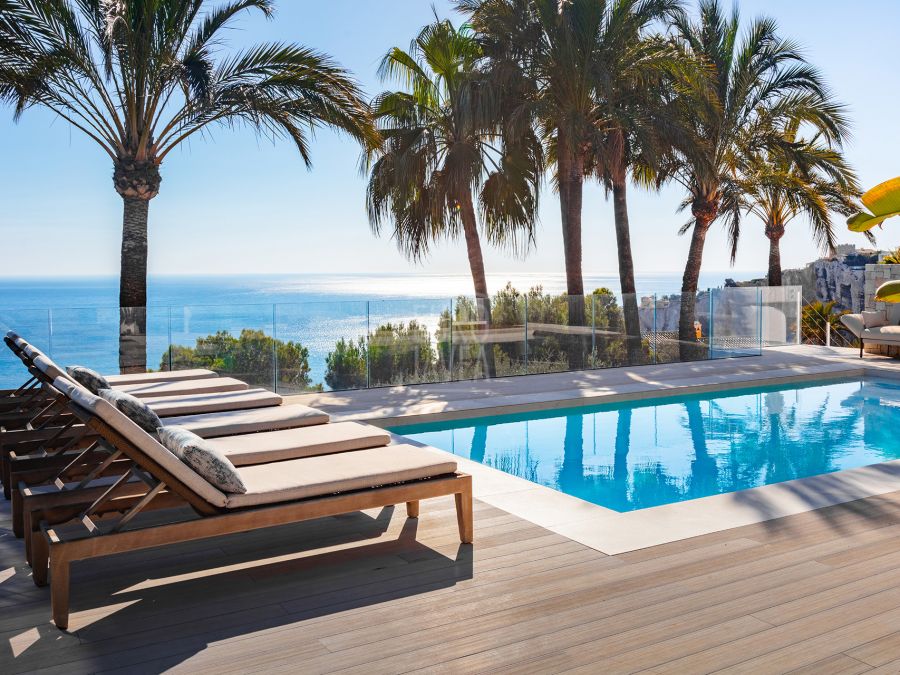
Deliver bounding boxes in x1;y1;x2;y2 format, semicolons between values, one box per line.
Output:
405;379;895;511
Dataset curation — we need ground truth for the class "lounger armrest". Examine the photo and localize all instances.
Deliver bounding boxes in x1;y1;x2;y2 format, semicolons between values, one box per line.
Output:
840;313;864;338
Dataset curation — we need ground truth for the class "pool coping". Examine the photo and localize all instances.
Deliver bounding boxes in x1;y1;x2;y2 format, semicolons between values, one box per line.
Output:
292;348;900;555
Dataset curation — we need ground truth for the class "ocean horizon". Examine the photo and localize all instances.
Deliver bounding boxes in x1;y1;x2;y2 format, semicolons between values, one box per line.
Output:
0;271;765;389
0;270;762;310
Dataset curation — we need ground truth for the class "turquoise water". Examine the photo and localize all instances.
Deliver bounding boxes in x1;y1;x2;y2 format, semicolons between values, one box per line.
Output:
393;378;900;512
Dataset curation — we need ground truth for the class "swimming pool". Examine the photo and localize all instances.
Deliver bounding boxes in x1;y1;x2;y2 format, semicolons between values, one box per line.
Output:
393;378;900;512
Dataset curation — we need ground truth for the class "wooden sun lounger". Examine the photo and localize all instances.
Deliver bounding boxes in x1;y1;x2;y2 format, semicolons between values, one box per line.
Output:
35;378;472;630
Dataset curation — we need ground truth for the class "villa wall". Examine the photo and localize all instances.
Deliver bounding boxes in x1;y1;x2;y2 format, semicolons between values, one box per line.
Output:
864;263;900;355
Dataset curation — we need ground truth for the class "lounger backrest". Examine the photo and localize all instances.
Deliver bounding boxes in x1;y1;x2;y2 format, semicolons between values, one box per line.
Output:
5;330;19;341
51;376;228;509
32;354;68;382
23;343;44;361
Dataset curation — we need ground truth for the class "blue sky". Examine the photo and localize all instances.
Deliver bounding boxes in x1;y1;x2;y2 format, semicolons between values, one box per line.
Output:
0;0;898;280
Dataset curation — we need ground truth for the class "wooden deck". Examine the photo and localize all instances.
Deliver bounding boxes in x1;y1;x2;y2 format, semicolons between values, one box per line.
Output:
1;491;900;673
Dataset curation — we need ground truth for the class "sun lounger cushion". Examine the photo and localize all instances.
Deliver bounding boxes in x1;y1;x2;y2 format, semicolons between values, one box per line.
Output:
52;377;228;507
145;389;283;417
32;354;67;381
98;389;164;434
225;443;458;508
66;366;111;394
104;369;219;386
5;330;19;341
164;404;329;438
158;427;247;494
113;376;249;399
207;422;391;466
23;343;45;360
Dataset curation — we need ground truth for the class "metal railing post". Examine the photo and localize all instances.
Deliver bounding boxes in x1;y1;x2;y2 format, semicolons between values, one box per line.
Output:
523;295;528;373
826;321;831;347
365;301;371;389
272;304;278;393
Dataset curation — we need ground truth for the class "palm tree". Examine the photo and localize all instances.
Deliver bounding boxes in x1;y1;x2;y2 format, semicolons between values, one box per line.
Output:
461;0;680;369
366;18;541;378
728;120;860;285
0;0;378;371
588;23;691;363
667;0;849;359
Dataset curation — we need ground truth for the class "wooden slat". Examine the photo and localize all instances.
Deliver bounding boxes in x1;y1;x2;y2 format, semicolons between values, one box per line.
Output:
2;488;900;672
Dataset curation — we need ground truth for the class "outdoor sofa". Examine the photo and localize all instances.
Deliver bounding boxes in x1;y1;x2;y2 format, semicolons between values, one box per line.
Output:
840;307;900;357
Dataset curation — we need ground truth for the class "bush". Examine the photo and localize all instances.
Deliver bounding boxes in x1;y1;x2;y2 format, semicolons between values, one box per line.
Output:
160;329;313;390
325;321;440;389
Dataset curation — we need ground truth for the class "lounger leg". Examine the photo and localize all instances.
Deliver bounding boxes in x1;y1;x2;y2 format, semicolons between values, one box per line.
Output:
11;487;23;538
860;339;864;358
23;508;33;566
50;554;70;629
455;480;473;544
31;527;48;586
406;501;419;518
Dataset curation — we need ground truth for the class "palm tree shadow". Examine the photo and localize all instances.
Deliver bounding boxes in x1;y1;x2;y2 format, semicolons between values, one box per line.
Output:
729;463;900;537
3;506;473;672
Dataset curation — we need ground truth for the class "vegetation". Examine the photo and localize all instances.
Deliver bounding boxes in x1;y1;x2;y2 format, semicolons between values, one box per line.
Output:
800;301;850;346
324;284;640;390
731;120;860;286
0;0;378;372
161;329;315;390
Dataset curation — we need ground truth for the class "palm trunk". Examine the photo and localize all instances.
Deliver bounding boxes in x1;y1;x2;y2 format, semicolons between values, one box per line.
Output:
678;212;714;361
119;197;149;373
766;221;784;286
612;178;643;365
459;191;495;378
558;133;586;369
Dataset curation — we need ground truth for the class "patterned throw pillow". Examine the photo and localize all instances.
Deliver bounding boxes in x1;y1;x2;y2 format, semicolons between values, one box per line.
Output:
97;388;163;434
158;426;247;494
66;366;111;394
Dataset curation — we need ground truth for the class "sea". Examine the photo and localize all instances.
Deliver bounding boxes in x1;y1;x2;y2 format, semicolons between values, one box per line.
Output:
0;271;754;389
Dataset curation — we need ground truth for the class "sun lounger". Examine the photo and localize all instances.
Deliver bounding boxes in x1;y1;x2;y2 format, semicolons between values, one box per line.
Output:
2;373;329;499
34;376;471;629
5;331;219;386
15;383;385;560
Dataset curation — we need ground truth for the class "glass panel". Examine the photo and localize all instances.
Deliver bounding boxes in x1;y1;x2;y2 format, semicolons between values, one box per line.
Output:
166;304;275;390
368;298;451;387
523;291;590;375
710;287;762;357
447;294;527;380
759;285;801;346
0;308;50;389
276;300;368;393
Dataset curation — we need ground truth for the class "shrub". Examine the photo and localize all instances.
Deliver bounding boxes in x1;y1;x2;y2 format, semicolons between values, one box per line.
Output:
160;329;313;390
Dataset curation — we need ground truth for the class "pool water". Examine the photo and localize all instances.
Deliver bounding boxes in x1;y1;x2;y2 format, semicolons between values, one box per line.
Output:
393;378;900;512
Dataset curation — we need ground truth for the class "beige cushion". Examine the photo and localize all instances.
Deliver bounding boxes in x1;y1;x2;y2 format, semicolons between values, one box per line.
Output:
225;443;457;509
32;354;67;381
144;389;283;417
114;376;248;399
51;377;227;508
5;330;20;341
863;325;900;343
840;314;864;337
165;404;329;438
207;422;391;466
23;343;44;360
104;369;219;386
862;310;888;328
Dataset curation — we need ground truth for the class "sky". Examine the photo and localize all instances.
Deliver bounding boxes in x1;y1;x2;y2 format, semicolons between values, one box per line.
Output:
1;0;898;282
